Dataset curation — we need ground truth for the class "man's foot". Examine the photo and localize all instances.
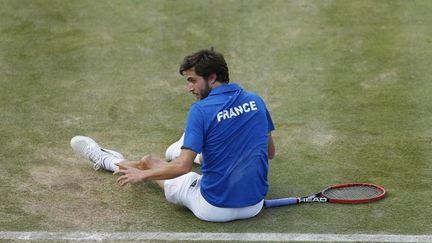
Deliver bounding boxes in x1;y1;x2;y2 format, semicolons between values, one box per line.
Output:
70;136;125;171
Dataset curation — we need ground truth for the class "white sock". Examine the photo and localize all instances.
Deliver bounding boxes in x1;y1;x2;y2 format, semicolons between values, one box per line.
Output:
106;157;126;172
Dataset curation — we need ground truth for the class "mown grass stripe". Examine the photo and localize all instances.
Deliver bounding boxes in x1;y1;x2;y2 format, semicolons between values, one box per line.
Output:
1;231;432;242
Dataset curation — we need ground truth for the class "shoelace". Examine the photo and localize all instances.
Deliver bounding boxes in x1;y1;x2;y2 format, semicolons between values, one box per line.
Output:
85;147;109;171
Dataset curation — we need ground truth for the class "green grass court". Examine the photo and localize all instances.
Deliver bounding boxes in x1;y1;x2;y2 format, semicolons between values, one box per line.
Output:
1;0;432;239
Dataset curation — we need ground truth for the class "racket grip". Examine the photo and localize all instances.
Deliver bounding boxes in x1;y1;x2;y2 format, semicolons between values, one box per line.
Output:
264;197;299;208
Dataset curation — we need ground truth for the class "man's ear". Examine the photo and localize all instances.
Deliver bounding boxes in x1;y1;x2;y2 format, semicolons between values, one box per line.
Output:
210;73;217;84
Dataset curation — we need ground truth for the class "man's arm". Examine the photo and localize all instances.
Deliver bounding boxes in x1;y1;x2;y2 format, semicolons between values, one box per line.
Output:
115;149;197;186
268;133;275;160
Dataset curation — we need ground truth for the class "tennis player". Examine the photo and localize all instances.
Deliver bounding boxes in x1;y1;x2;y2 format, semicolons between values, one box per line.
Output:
71;49;275;222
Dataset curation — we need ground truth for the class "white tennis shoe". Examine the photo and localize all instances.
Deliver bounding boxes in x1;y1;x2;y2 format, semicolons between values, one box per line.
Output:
70;136;125;171
165;133;202;165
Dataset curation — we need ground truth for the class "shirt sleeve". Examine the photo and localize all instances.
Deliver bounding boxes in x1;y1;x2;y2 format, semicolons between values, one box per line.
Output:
182;104;205;154
266;108;275;133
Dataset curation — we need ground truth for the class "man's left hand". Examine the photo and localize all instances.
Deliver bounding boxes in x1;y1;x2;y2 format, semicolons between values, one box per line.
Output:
114;164;146;186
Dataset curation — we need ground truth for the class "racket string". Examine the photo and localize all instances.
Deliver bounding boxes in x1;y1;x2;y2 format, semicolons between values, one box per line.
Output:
322;186;382;200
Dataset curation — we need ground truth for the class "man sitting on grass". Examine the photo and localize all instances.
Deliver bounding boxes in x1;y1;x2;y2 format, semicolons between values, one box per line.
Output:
71;48;275;222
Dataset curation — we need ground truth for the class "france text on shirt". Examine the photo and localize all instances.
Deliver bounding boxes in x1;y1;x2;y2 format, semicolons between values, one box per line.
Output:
216;101;258;122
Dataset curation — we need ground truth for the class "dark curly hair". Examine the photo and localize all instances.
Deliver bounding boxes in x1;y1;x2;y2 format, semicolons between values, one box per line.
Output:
179;48;230;83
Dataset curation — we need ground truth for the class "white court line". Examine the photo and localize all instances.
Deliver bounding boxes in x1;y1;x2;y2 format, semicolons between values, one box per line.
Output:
1;232;432;242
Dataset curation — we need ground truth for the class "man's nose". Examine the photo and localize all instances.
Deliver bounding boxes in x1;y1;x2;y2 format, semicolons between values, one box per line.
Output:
188;83;194;91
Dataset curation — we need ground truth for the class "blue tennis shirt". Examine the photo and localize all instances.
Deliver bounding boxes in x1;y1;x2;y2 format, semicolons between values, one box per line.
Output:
182;83;275;208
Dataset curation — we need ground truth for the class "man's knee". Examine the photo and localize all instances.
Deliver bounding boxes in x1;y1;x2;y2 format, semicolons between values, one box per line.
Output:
139;155;166;169
140;155;152;163
134;155;153;170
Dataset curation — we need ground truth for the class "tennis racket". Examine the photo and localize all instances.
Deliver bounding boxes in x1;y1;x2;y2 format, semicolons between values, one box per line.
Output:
264;183;386;208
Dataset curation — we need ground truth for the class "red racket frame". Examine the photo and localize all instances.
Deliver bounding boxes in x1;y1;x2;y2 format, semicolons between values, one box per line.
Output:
322;183;386;204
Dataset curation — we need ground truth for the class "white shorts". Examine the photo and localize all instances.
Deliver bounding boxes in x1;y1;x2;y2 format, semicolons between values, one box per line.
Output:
164;172;264;222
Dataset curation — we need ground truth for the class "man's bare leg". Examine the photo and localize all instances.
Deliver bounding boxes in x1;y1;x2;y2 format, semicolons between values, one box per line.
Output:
117;155;168;189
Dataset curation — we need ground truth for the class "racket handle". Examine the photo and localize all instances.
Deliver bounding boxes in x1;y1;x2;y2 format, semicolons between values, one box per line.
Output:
264;197;299;208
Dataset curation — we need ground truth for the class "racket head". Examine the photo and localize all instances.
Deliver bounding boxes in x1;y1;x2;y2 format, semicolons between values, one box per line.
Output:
321;183;386;204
